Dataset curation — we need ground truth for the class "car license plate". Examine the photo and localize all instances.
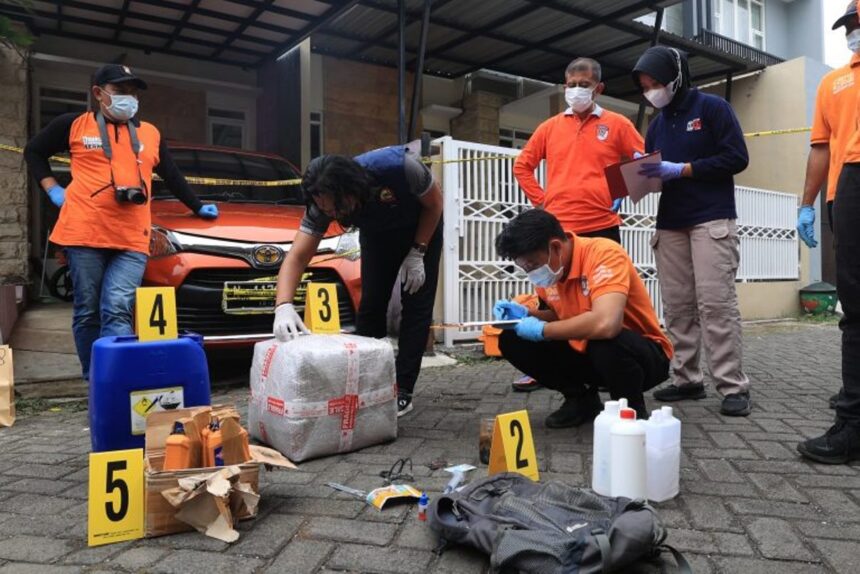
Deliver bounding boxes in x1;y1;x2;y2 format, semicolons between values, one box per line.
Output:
221;274;311;315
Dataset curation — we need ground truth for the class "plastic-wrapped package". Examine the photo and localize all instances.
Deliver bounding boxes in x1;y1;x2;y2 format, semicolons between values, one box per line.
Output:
249;335;398;462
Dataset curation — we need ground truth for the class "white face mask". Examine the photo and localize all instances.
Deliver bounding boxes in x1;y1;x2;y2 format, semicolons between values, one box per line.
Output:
848;29;860;54
526;245;564;288
103;93;139;122
644;86;674;109
565;86;594;113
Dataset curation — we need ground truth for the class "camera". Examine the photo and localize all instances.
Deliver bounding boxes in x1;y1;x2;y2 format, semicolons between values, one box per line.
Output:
115;186;147;205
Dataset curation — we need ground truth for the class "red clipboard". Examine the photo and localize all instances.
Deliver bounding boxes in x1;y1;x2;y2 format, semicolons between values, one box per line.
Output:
604;151;662;202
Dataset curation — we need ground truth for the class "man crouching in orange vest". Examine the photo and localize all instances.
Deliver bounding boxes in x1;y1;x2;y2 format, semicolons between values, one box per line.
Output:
24;64;219;380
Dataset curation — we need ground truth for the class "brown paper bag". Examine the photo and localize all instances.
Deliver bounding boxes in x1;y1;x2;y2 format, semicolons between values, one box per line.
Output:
0;345;14;428
220;417;250;465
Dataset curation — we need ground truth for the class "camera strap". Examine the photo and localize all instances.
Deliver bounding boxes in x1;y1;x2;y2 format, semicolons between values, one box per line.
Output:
95;111;148;200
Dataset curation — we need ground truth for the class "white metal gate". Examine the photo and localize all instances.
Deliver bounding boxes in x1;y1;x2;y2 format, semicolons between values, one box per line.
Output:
437;137;799;346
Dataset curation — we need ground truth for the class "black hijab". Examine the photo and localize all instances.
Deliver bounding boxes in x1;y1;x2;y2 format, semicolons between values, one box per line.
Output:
632;46;692;108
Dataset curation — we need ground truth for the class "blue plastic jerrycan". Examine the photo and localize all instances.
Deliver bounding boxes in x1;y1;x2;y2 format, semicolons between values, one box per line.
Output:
89;332;211;452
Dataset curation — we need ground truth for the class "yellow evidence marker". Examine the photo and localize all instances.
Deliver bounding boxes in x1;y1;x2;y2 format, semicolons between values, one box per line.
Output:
88;449;144;546
487;410;540;481
135;287;178;342
303;282;341;334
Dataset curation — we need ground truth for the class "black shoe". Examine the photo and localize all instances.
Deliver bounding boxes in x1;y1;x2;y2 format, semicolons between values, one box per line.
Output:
397;393;413;417
797;420;860;464
720;391;751;417
653;383;706;402
829;391;842;410
545;393;601;429
511;376;542;393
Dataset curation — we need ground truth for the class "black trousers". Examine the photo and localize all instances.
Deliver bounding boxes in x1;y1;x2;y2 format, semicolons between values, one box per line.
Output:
498;329;669;409
356;221;442;395
580;225;621;244
834;164;860;423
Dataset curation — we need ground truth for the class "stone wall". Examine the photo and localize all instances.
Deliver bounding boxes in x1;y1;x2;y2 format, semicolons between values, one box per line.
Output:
140;83;207;144
322;57;416;156
450;91;507;145
0;46;29;286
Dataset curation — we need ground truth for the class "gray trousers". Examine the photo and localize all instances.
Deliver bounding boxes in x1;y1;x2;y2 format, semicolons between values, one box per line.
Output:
651;219;750;396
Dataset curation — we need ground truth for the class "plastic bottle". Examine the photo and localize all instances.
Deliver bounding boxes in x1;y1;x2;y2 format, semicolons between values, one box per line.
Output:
591;399;626;496
610;408;647;500
205;419;224;467
164;421;192;471
645;406;682;502
417;492;429;521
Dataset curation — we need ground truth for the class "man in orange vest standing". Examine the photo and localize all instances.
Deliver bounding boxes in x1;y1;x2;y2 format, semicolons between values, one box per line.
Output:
798;0;860;410
24;64;218;380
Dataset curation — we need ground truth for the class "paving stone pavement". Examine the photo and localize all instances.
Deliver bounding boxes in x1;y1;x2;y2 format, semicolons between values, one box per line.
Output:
0;321;858;573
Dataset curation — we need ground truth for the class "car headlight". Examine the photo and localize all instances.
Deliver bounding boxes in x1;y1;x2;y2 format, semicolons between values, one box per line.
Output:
149;226;180;257
335;229;361;261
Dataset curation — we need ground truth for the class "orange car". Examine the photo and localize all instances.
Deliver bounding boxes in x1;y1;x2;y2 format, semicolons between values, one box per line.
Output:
144;144;361;346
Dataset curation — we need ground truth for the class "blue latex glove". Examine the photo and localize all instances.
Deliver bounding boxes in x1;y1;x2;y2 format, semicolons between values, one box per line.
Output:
611;198;623;213
47;184;65;207
633;151;644;159
493;300;529;321
197;204;219;219
639;161;685;182
797;205;817;248
515;316;546;342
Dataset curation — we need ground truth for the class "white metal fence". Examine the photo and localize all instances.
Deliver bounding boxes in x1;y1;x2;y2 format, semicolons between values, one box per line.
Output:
436;137;799;346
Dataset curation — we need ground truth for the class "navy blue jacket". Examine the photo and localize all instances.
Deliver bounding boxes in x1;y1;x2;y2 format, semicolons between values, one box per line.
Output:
644;89;749;229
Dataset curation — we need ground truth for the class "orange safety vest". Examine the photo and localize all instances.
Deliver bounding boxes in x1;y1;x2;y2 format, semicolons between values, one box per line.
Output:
50;112;161;254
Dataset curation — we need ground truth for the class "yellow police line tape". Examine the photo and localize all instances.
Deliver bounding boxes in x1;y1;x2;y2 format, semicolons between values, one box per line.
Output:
0;126;814;188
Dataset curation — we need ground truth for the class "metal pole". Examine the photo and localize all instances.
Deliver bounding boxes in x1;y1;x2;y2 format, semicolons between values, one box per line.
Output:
725;72;733;103
398;0;406;144
408;0;432;141
636;7;665;131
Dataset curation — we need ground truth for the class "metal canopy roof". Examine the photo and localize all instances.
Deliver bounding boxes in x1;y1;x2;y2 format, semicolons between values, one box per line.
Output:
4;0;782;97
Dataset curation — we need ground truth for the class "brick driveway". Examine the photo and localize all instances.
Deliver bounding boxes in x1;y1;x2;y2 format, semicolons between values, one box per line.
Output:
0;321;858;573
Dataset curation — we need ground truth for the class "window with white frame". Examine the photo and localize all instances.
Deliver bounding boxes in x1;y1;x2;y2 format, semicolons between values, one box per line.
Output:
39;87;88;129
208;108;247;149
499;128;532;149
714;0;765;50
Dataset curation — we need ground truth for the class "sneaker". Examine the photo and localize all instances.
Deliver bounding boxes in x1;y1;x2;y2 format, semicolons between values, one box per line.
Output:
545;392;602;429
511;376;541;393
397;393;414;417
829;391;842;410
797;420;860;464
720;391;751;417
653;383;706;402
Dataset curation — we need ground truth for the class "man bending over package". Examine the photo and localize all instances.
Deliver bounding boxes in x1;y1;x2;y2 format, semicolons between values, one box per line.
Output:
493;210;673;426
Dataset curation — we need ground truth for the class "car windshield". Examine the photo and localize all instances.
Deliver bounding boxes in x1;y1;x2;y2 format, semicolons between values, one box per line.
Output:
152;148;303;205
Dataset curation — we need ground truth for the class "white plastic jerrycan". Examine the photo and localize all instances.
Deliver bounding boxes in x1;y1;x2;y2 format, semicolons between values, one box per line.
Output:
610;407;647;500
645;406;682;502
591;398;626;496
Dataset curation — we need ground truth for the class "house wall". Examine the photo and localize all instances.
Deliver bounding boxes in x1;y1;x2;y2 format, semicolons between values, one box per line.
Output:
0;46;29;287
322;56;416;156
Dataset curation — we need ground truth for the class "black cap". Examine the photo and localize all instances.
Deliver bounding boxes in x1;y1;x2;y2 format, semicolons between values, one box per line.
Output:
833;1;858;30
93;64;148;90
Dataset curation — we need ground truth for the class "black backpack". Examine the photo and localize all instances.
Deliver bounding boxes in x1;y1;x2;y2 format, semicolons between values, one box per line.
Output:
427;472;691;573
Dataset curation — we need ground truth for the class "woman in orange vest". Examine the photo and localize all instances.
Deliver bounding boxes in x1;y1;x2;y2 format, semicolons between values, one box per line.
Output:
23;64;218;380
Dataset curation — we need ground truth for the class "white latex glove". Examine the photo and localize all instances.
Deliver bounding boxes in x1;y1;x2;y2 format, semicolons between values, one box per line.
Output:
400;247;426;295
273;303;310;341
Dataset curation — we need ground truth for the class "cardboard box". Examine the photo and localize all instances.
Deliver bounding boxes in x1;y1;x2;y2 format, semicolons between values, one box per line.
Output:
143;405;293;539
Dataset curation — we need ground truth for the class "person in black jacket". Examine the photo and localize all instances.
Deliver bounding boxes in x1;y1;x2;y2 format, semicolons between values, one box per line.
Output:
632;46;752;417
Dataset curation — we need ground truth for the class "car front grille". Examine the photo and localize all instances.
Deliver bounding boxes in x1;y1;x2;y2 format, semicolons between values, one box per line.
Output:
176;267;356;338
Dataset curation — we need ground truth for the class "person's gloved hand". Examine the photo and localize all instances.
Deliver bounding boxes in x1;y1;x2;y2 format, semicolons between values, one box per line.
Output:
515;316;546;342
633;151;645;159
611;198;623;213
797;205;817;248
400;247;426;295
47;184;65;207
639;161;685;182
197;204;219;219
273;303;310;341
493;300;529;321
